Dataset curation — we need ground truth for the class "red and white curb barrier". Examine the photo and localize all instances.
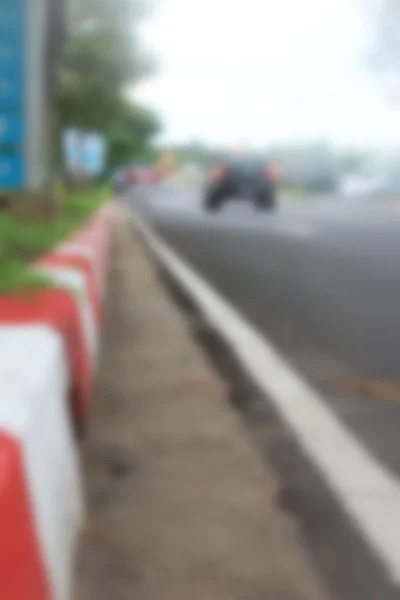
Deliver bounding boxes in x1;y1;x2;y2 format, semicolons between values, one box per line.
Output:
0;204;112;599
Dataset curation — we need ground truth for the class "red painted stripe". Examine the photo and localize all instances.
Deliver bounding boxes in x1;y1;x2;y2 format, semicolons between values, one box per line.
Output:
38;253;100;322
0;289;92;423
0;432;51;599
61;211;110;317
0;206;111;425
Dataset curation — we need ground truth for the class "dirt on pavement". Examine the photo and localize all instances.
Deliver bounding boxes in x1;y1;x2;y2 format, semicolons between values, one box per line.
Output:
76;205;330;600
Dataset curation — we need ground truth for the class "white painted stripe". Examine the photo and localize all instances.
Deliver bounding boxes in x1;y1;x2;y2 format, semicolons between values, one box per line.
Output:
133;211;400;585
0;326;84;600
57;242;104;299
59;215;110;301
59;241;95;258
36;266;97;363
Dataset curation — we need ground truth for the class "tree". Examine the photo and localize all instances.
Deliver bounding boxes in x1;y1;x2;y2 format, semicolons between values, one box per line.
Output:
107;101;162;167
56;0;161;169
67;0;149;33
169;141;216;166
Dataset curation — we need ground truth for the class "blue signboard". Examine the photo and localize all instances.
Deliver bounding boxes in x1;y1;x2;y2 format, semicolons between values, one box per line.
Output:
0;154;24;189
0;68;23;106
62;129;82;176
83;133;107;176
0;0;25;188
0;112;23;145
0;35;23;66
62;130;107;178
0;2;24;35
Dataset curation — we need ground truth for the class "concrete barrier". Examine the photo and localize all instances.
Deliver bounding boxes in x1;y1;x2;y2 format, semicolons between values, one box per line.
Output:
0;204;112;598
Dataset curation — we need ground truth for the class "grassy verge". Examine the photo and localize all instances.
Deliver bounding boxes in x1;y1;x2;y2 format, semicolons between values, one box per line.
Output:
0;184;110;295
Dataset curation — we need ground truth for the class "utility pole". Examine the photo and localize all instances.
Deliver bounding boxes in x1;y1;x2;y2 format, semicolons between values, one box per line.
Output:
0;0;64;220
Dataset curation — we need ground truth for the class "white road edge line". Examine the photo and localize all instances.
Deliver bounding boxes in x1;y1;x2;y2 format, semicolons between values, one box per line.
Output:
133;210;400;586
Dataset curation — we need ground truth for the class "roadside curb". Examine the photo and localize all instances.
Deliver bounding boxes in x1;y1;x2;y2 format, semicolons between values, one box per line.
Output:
131;208;400;590
0;203;113;599
77;206;329;600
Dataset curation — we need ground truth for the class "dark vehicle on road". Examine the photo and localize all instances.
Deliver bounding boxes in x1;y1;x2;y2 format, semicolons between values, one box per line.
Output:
204;154;278;211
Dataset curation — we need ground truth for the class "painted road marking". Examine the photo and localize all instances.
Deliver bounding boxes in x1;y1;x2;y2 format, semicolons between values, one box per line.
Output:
133;210;400;587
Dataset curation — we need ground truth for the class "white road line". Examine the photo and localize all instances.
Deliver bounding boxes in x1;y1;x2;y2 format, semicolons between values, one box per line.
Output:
133;210;400;586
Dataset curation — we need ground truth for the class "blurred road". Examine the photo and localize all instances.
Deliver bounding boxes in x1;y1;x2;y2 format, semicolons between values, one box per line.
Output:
134;184;400;479
129;184;400;599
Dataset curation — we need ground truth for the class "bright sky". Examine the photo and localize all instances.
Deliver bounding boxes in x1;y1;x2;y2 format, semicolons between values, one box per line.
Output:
135;0;400;149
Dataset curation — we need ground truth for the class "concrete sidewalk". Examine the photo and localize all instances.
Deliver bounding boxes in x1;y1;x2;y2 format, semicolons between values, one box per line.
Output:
77;205;330;600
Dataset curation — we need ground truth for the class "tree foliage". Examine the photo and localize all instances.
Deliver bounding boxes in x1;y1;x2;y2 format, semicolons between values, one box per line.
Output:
168;141;215;166
56;0;161;167
107;100;162;167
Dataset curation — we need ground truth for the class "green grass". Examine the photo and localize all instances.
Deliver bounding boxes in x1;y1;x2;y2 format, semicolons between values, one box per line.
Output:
0;184;110;295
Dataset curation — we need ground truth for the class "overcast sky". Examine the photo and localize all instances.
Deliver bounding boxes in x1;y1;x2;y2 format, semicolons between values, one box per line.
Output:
134;0;400;149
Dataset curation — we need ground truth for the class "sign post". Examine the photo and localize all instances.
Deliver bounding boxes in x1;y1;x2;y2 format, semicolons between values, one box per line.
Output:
0;0;60;217
0;0;26;189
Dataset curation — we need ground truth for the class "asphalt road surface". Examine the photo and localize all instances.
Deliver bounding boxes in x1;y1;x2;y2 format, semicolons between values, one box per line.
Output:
129;183;400;599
